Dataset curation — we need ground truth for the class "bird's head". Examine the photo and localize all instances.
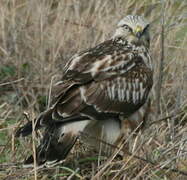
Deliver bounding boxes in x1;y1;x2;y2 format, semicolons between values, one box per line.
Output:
113;15;150;48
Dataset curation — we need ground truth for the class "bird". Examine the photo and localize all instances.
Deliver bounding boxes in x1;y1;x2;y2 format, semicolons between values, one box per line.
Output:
16;15;153;166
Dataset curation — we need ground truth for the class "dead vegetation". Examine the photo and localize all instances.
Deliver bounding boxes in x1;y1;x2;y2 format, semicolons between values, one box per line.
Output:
0;0;187;179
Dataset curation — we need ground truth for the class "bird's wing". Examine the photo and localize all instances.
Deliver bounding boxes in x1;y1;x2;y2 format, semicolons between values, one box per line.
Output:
53;39;137;102
43;39;153;125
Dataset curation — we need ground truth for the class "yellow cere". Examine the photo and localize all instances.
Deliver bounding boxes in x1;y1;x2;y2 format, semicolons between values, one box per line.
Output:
134;25;143;33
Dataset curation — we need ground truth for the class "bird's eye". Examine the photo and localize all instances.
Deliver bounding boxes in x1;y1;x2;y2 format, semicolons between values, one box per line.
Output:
122;25;132;32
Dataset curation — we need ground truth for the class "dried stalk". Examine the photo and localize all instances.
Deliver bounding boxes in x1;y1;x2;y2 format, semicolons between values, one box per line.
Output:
156;1;165;115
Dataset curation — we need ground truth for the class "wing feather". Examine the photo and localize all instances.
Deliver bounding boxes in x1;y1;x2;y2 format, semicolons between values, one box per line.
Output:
48;38;153;122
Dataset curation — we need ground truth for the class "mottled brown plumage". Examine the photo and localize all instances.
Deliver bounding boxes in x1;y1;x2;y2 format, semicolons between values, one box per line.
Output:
16;15;153;166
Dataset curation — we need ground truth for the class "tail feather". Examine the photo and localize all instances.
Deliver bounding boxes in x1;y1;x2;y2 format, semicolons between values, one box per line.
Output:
15;119;42;137
15;121;33;137
24;125;78;166
15;109;54;137
16;110;90;166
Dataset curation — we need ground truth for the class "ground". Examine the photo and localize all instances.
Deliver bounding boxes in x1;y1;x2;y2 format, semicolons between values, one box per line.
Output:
0;0;187;179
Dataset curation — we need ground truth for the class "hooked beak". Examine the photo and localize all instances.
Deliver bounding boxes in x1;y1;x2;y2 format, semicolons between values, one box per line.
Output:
134;26;143;39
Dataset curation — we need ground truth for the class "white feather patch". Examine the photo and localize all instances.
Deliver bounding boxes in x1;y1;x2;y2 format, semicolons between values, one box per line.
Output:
80;87;87;102
90;55;112;76
140;82;146;100
68;53;88;70
107;86;112;99
135;78;139;89
123;78;127;89
121;63;135;74
126;90;130;102
60;120;90;136
132;90;137;104
136;91;140;102
111;85;116;100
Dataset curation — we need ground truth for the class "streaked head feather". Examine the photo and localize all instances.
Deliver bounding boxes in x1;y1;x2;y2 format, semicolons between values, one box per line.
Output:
117;15;149;31
113;15;150;48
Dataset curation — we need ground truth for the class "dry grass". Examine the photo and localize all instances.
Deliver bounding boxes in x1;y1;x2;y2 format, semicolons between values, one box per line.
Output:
0;0;187;179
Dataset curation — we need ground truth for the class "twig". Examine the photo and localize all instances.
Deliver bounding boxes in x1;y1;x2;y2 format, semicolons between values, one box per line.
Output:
0;162;22;167
0;78;24;86
32;114;37;180
80;131;187;177
147;110;184;127
47;75;57;108
156;1;165;115
67;168;80;180
91;122;144;179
